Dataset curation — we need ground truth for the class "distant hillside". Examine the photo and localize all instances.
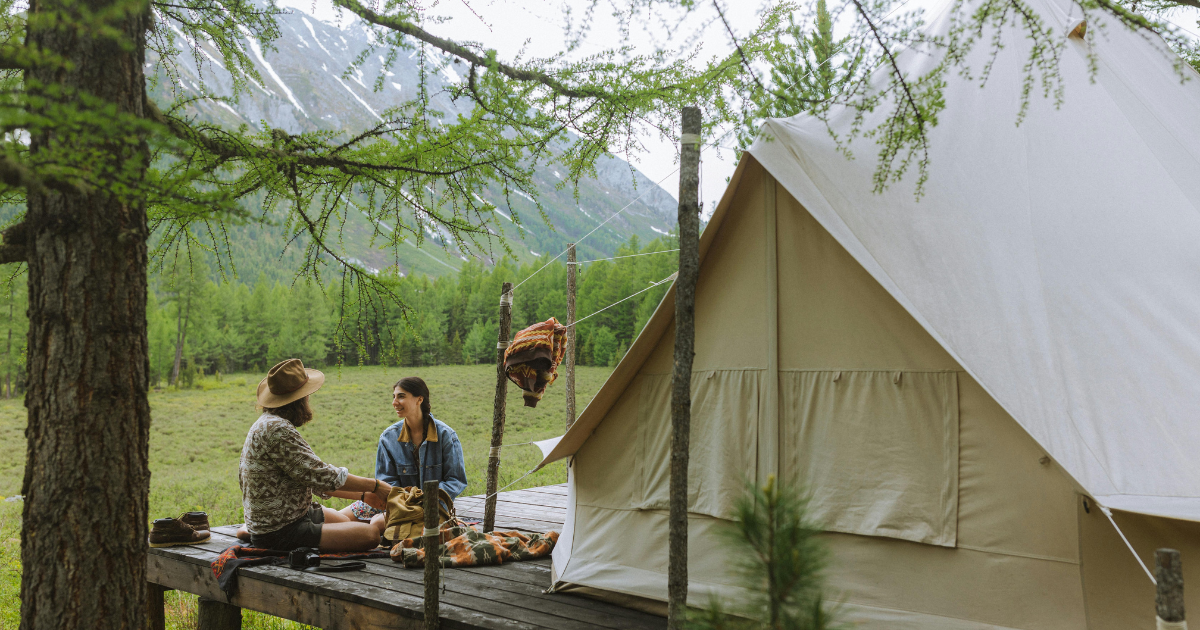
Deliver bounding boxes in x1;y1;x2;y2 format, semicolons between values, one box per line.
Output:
148;9;679;279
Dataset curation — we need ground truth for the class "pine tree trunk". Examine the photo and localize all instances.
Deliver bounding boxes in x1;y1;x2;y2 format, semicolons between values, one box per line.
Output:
19;0;151;626
170;293;190;386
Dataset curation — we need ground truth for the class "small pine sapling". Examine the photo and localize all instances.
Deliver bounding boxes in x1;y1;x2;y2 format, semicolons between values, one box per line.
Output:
688;476;839;630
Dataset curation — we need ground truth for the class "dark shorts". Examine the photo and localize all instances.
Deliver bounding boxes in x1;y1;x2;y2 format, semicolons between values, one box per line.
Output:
250;505;325;551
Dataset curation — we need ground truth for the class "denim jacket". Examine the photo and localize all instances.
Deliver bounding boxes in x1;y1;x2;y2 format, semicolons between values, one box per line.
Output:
375;415;468;499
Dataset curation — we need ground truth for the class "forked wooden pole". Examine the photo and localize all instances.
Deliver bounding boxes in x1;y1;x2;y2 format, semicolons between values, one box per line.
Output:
484;281;513;532
423;479;441;630
565;243;577;431
1156;548;1185;628
668;106;701;630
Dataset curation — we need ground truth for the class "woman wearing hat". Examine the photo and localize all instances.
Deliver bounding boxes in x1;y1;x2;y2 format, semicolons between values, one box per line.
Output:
238;358;391;551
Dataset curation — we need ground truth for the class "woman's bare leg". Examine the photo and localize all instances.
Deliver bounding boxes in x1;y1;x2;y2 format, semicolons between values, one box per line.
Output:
318;521;381;552
339;504;358;520
321;506;352;524
370;512;386;535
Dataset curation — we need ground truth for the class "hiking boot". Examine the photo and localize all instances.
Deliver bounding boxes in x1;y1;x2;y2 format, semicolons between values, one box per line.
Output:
178;511;210;533
148;518;210;548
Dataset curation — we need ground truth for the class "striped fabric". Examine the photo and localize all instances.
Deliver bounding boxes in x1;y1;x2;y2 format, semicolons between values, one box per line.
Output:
503;317;568;407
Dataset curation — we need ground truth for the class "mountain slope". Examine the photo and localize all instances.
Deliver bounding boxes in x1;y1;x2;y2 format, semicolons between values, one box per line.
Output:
149;10;679;277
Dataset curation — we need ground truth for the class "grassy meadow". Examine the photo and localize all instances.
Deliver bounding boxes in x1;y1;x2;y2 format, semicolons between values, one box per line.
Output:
0;363;614;629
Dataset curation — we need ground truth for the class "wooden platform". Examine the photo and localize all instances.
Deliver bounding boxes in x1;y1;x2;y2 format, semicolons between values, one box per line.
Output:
147;484;665;629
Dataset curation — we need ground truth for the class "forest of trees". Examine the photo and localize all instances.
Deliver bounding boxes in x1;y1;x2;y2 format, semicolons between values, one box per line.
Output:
138;234;679;387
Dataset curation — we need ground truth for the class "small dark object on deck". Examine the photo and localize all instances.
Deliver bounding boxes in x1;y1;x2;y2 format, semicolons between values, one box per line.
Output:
424;479;441;630
1156;548;1185;623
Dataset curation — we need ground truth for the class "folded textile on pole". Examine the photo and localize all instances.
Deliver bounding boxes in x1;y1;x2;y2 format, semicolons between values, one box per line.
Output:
391;522;559;568
504;317;568;407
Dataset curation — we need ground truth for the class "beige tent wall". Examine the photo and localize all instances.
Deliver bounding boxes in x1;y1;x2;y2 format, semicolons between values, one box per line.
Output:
555;159;1186;628
1079;505;1200;630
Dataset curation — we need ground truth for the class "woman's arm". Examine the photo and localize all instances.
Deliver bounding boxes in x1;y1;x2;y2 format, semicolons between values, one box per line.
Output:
440;433;469;499
376;434;401;487
330;474;392;509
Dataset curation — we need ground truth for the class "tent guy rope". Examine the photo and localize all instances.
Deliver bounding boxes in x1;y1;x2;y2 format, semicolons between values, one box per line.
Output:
512;167;679;292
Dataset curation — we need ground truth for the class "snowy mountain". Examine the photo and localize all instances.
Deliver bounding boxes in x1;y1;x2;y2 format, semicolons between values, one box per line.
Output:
148;9;679;277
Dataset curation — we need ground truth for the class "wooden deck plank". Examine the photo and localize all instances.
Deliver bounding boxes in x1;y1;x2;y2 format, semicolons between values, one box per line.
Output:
148;545;525;630
147;485;661;630
333;561;660;630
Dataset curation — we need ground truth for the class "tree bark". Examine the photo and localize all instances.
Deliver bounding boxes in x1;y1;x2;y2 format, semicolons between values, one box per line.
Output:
668;106;701;630
483;281;513;532
19;0;151;626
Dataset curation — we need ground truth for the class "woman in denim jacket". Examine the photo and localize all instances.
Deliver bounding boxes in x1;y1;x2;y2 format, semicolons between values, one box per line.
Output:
342;376;468;521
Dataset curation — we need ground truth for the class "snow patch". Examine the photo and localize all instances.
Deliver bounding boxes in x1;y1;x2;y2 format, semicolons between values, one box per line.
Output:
331;75;382;120
553;170;562;179
514;190;534;202
650;225;669;235
301;18;335;58
530;250;539;257
216;101;242;118
391;82;403;92
578;206;592;218
241;28;308;117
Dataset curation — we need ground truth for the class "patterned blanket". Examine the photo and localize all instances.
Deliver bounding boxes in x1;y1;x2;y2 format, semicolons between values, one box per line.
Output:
210;546;389;596
503;317;568;407
391;523;559;568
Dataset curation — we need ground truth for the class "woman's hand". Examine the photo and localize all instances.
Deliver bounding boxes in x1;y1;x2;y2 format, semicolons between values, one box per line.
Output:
363;489;387;511
371;480;393;509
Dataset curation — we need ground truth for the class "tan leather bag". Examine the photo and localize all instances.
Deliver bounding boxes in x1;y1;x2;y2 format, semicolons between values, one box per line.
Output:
382;485;454;542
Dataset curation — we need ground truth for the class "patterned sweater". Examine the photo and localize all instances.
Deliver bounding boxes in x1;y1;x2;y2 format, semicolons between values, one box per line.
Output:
239;413;348;535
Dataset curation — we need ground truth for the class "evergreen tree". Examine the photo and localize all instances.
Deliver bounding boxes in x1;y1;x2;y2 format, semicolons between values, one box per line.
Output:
737;0;862;151
688;477;837;630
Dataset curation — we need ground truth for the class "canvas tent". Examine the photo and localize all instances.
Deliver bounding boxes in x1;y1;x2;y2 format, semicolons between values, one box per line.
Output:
533;0;1200;626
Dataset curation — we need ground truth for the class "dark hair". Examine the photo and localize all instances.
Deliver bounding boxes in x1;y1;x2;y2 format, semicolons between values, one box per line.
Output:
394;377;432;422
265;396;313;427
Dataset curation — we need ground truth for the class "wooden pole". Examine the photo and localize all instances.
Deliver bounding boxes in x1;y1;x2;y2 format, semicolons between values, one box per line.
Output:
484;281;513;532
423;479;441;630
668;106;702;630
146;583;167;630
1156;548;1185;626
197;597;241;630
566;243;577;431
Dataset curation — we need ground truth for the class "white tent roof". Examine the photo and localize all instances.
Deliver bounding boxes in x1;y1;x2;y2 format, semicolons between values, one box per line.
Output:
748;0;1200;520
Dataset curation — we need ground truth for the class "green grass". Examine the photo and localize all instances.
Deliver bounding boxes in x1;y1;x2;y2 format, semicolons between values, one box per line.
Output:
0;364;613;629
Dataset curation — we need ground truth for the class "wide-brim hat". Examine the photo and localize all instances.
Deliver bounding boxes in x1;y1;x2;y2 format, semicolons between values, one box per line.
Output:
257;358;325;407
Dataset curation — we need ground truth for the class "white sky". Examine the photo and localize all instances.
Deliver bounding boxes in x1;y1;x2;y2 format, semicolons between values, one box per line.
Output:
274;0;764;214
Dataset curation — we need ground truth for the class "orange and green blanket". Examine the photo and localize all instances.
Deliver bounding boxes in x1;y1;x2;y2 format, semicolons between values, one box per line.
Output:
503;317;568;407
391;522;558;568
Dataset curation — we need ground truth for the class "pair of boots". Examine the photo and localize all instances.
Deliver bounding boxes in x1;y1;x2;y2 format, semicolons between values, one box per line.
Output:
148;511;211;548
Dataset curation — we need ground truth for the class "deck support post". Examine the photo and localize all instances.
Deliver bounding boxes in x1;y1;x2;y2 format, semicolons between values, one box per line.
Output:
424;479;442;630
566;243;577;431
1156;548;1185;627
484;280;514;533
668;106;702;630
147;583;167;630
197;596;241;630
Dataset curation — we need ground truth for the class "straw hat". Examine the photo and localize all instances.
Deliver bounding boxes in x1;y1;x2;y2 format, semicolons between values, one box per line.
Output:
257;358;325;407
